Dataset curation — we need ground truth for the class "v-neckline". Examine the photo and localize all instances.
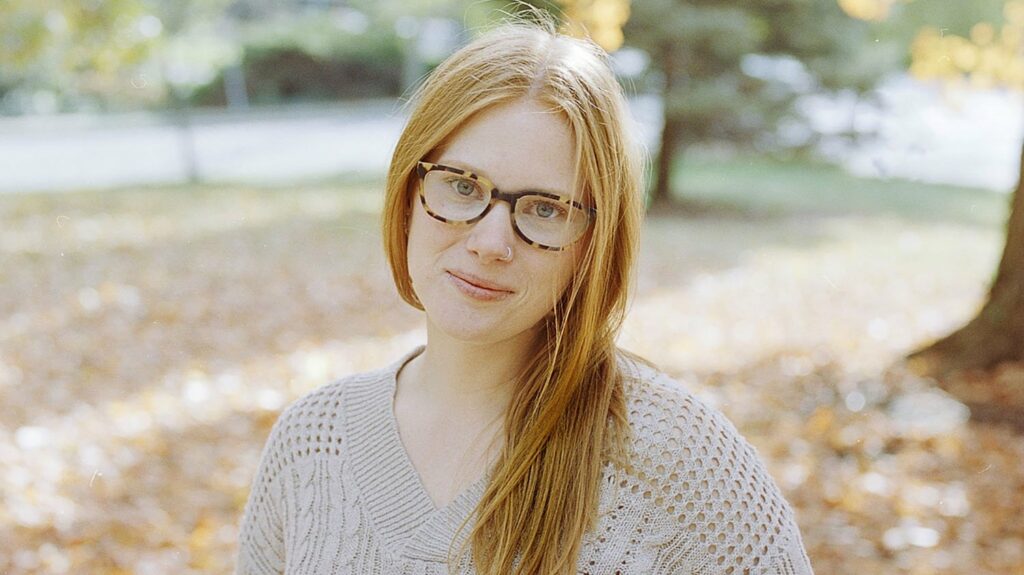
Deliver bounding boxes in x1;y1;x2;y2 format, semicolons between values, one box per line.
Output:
343;345;490;561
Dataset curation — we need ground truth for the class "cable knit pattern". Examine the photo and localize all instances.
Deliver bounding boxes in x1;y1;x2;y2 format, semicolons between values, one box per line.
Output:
236;346;813;574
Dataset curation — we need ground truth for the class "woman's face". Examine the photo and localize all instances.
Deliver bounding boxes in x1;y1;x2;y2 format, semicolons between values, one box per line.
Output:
406;99;584;347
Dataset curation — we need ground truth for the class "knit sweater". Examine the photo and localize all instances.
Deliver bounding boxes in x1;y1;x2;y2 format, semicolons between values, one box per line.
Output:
235;346;814;574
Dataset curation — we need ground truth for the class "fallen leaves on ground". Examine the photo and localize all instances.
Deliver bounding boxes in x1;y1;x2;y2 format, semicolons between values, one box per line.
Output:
0;184;1020;574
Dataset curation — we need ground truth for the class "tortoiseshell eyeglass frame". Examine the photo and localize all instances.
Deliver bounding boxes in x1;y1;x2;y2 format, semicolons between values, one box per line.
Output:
414;161;597;252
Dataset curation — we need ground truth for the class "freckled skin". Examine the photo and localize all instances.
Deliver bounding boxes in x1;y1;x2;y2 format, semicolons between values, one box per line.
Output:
406;99;583;347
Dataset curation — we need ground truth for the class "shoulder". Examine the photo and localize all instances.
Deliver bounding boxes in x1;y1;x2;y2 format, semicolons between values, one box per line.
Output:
614;350;766;469
273;366;384;436
615;350;743;456
260;347;418;465
612;350;813;573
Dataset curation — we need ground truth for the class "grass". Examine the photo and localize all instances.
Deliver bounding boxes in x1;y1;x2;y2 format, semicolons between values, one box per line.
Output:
667;152;1009;228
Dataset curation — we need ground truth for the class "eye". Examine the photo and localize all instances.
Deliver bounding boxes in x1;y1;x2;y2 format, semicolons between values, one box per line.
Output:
527;198;567;219
451;177;480;197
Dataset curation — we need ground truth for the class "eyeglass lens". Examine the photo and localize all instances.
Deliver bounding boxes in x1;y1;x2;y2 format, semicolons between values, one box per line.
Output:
421;169;588;248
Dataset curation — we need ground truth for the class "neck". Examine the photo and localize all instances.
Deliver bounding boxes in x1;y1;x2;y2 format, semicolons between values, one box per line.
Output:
400;319;542;420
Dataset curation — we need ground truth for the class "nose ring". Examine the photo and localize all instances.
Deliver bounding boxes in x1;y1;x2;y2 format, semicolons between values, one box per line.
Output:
498;246;513;262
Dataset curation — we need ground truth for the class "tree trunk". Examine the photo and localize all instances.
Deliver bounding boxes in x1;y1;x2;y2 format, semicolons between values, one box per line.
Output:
908;137;1024;374
172;95;201;185
162;56;200;185
652;44;679;206
653;118;682;205
224;63;250;110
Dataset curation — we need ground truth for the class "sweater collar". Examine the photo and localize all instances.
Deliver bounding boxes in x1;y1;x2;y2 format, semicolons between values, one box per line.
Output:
344;345;489;563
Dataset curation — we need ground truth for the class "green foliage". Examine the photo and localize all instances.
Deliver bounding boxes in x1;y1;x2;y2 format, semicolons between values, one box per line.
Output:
240;12;391;61
0;0;488;114
882;0;1007;39
0;0;160;113
189;11;404;106
1;0;151;70
755;1;898;92
625;0;900;149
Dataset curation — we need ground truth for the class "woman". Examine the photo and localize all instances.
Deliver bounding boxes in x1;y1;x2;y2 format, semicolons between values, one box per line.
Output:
236;18;813;575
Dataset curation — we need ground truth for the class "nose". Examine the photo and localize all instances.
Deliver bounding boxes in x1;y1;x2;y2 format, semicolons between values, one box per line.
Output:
465;201;516;262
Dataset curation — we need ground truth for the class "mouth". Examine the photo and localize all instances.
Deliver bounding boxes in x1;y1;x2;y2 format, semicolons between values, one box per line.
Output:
446;270;515;295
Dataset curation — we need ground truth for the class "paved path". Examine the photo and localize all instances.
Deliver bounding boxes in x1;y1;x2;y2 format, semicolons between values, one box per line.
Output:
0;80;1020;194
0;100;408;193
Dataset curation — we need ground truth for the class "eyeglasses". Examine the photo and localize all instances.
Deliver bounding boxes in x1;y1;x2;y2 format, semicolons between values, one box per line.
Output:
415;161;596;251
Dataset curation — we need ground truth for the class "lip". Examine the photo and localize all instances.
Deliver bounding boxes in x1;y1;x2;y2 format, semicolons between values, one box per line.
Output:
446;270;515;294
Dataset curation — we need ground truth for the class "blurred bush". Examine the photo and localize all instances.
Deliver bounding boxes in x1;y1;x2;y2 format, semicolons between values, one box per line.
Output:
190;28;404;106
190;38;401;105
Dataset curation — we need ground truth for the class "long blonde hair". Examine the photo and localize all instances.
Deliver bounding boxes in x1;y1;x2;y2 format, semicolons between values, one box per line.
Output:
381;18;645;575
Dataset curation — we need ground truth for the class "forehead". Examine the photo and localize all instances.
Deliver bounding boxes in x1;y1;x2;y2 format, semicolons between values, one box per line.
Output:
435;100;580;199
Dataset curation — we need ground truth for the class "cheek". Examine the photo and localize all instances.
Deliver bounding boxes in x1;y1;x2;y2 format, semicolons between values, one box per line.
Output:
406;204;458;283
555;245;587;301
533;251;581;307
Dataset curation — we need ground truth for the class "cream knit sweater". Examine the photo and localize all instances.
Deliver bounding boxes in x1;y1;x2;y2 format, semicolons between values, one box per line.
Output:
235;346;813;574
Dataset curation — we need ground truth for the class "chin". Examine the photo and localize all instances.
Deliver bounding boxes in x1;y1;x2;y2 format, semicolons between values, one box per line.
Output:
426;307;542;347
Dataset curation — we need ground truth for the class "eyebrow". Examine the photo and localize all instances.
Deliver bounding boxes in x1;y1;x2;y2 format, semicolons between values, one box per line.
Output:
436;158;575;199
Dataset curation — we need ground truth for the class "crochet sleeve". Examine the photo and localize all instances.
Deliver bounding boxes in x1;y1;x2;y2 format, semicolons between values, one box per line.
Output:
235;414;290;575
626;372;814;575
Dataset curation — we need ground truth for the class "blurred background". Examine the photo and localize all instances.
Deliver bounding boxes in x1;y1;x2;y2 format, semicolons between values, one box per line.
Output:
1;0;1023;573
